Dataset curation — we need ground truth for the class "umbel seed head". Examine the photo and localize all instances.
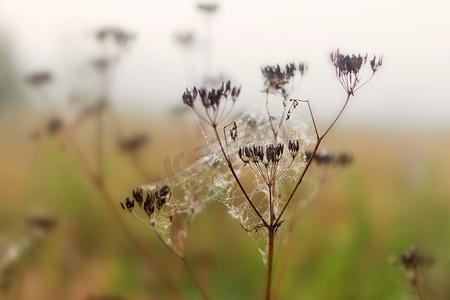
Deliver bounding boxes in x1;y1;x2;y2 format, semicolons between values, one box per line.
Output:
288;140;299;158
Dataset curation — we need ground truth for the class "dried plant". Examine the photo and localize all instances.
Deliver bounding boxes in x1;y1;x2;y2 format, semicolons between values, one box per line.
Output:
124;49;382;299
390;246;438;300
23;26;182;296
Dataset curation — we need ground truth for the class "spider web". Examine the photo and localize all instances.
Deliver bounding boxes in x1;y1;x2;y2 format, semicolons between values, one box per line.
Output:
129;99;317;261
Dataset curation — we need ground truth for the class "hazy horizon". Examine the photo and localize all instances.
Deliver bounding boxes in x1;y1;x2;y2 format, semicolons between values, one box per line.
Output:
1;0;449;128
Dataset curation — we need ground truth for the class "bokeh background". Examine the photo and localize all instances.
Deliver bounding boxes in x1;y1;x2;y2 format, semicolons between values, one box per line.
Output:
1;0;449;299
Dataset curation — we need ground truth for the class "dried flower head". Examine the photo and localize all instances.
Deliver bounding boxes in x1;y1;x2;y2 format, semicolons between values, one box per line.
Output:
92;57;111;73
25;72;52;87
265;143;284;165
95;26;135;47
238;143;284;166
174;32;195;47
303;150;353;166
196;2;218;14
26;215;57;238
370;55;383;73
401;246;434;271
330;49;367;76
182;81;241;126
230;122;238;141
288;139;300;158
121;185;171;219
46;117;63;135
262;63;307;98
330;49;382;95
118;133;149;153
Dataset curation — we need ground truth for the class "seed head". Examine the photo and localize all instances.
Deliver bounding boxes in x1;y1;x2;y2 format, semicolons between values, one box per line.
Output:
230;122;237;141
155;185;171;210
25;71;52;87
46;117;63;135
143;191;155;217
330;49;367;76
196;2;218;14
95;26;135;47
119;133;148;153
121;197;135;213
370;55;383;73
401;246;434;271
261;62;307;96
288;139;299;158
182;81;241;126
265;143;284;165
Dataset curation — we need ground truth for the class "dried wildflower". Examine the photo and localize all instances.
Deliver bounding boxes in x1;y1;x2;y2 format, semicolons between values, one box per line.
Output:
46;117;63;135
370;55;383;73
26;215;57;238
389;246;435;299
261;62;307;97
238;143;284;167
335;153;353;166
122;185;171;218
92;57;111;73
265;143;284;165
401;246;434;271
132;188;144;206
121;197;135;213
155;185;171;210
95;27;135;47
303;150;353;166
196;2;218;14
238;147;250;165
25;72;52;87
174;32;195;47
298;63;307;76
288;140;299;158
261;63;294;91
330;49;367;76
143;192;155;217
230;122;237;141
330;49;382;95
118;133;149;153
182;81;241;126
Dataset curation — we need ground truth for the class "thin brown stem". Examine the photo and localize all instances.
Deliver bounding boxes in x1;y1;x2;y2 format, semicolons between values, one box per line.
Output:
213;125;269;227
182;258;210;300
266;228;275;300
274;139;320;225
273;222;294;300
294;99;319;140
320;93;351;140
151;224;209;300
275;93;352;224
96;99;104;184
413;282;425;300
55;135;175;290
265;92;277;142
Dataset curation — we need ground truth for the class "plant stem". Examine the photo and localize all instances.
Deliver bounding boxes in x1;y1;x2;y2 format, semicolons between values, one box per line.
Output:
182;257;210;300
413;282;425;300
152;225;210;300
96;98;104;184
275;93;351;224
56;136;176;290
266;228;275;300
212;125;269;227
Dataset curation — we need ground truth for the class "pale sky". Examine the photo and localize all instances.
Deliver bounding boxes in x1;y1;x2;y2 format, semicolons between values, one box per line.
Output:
1;0;450;128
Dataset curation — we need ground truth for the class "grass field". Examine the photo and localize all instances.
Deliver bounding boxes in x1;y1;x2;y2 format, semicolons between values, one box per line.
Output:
1;110;449;300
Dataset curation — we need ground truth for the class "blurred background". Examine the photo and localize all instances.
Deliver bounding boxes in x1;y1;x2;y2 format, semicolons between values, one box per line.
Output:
0;0;449;299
